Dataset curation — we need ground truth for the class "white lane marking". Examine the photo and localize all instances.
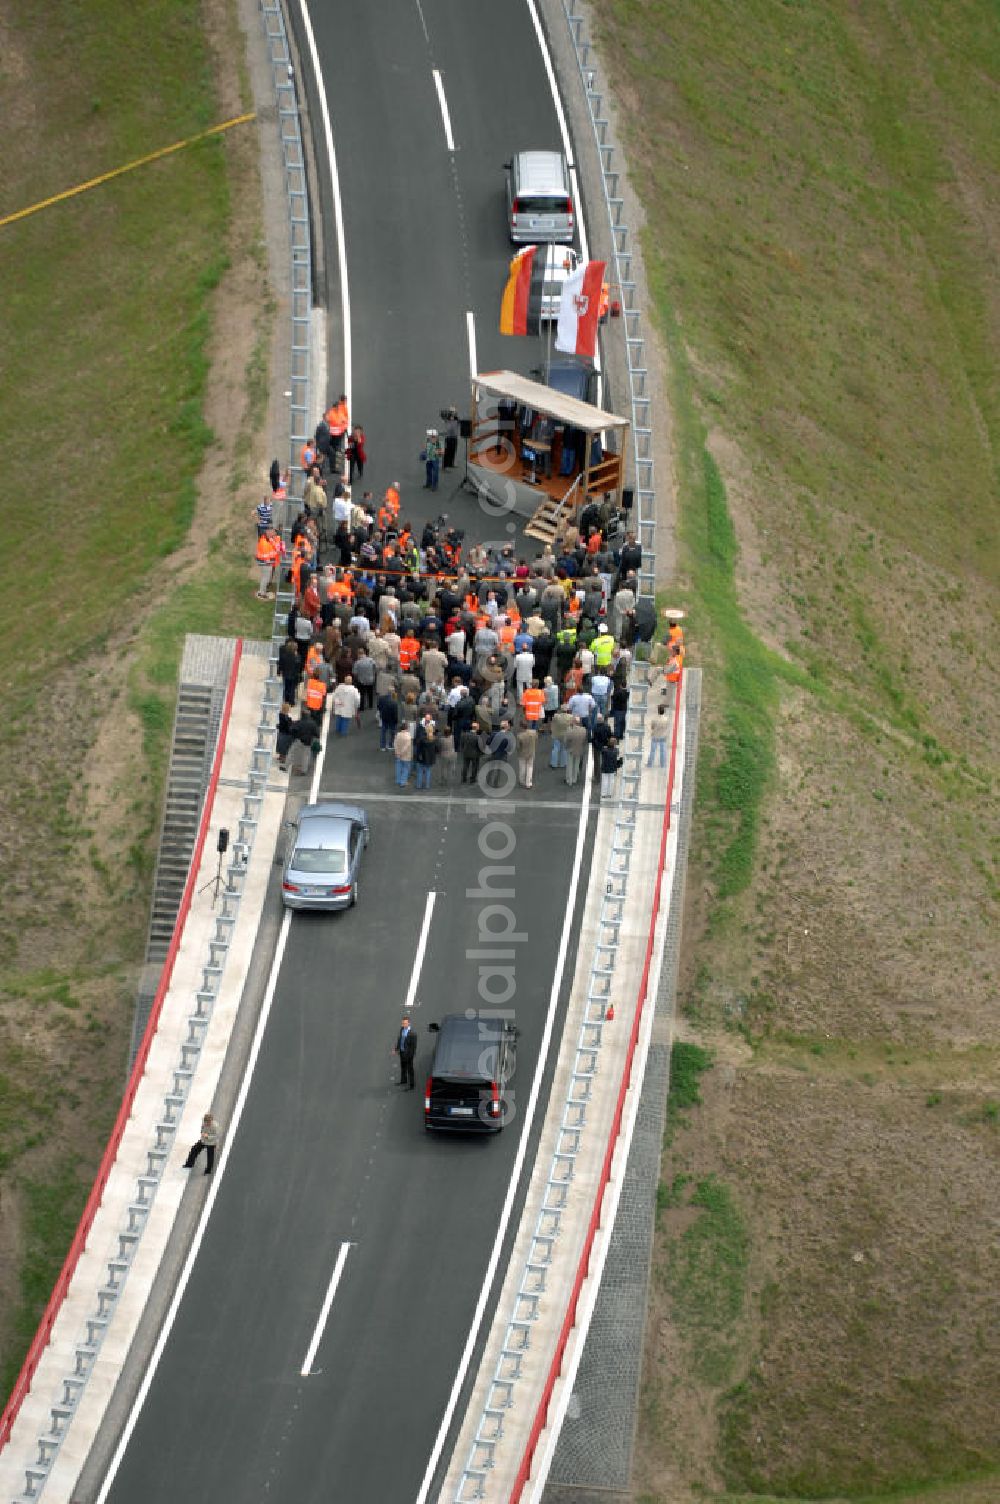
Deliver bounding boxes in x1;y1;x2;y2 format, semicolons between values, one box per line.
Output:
414;0;430;43
96;910;294;1504
414;755;595;1503
97;12;356;1486
523;0;589;264
432;69;455;151
300;1242;352;1375
403;890;437;1013
466;310;478;377
300;0;351;406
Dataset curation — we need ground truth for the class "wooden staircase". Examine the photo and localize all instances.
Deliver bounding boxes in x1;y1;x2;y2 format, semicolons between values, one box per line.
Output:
525;476;581;543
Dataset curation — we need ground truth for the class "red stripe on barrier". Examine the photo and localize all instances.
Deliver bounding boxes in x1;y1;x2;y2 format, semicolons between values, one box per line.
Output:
509;667;683;1502
0;640;245;1450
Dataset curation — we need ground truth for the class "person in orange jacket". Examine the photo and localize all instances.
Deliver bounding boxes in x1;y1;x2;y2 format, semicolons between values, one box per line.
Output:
398;632;421;672
520;680;545;730
255;529;282;598
326;395;349;464
303;675;327;715
665;644;684;684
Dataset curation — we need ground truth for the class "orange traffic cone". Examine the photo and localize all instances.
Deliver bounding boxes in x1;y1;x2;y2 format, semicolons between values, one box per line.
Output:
606;1003;615;1022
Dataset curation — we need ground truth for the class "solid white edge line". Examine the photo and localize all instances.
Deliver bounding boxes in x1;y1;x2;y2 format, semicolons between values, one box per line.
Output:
413;756;595;1504
526;701;687;1501
300;1242;352;1375
97;13;356;1491
432;68;456;151
300;0;351;407
403;891;437;1013
95;910;295;1504
466;310;478;379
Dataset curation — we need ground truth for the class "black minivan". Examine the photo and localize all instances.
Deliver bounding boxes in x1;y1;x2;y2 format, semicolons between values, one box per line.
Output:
424;1013;517;1134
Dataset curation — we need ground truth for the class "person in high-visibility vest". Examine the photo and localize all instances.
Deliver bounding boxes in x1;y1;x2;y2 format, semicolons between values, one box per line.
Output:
300;439;318;473
593;624;616;669
255;529;281;598
520;680;545;730
304;642;323;678
304;675;327;714
326;394;349;444
667;621;684;652
398;633;421;672
665;645;684;684
384;482;401;518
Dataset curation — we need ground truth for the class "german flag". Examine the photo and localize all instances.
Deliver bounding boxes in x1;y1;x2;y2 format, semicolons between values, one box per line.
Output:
499;245;544;336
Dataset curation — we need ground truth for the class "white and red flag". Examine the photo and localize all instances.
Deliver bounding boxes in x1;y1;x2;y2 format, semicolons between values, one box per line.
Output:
554;259;606;358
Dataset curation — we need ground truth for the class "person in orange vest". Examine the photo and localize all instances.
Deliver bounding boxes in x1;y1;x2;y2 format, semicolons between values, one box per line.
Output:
304;641;324;678
520;679;545;731
398;631;421;673
255;529;282;598
498;617;517;651
667;621;685;652
303;674;328;716
665;644;684;684
384;482;401;518
326;395;349;465
300;438;318;473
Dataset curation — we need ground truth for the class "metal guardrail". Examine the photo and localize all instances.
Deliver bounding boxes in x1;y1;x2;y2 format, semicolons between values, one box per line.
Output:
454;660;657;1502
261;0;311;499
3;6;306;1491
259;0;315;679
564;0;658;604
4;645;248;1502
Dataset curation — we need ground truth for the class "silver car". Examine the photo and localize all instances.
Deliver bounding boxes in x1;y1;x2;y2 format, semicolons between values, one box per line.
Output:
505;150;575;244
281;802;369;911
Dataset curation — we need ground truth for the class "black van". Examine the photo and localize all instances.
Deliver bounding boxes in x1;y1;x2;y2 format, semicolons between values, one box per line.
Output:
424;1013;517;1134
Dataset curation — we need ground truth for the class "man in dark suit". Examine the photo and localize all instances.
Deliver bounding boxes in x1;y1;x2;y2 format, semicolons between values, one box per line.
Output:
395;1014;417;1089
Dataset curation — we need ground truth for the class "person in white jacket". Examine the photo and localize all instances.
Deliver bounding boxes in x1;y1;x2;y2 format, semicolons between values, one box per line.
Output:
332;676;361;736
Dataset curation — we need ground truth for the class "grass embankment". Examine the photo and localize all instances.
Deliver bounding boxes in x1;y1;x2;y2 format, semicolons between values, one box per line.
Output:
0;0;269;1395
594;0;999;1499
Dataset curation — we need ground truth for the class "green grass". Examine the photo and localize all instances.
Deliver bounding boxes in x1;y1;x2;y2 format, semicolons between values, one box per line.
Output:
665;1038;713;1139
666;1176;750;1388
598;0;1000;1495
0;0;259;1401
1;1161;89;1401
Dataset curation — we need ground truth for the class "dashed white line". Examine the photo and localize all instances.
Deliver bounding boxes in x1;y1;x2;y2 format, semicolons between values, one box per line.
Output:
414;0;430;43
403;890;437;1013
432;69;455;151
466;310;478;377
300;1242;352;1375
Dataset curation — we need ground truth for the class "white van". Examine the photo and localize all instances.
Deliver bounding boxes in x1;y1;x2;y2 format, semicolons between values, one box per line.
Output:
505;150;575;244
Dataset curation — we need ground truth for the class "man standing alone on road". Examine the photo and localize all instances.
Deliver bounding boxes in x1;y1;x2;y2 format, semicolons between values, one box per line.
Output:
183;1113;220;1176
395;1015;417;1089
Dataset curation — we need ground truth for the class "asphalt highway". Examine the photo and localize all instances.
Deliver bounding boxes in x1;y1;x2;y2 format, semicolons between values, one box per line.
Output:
305;0;577;541
102;8;597;1499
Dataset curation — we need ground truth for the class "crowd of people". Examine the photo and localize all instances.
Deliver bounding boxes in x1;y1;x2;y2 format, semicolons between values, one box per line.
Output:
257;399;684;797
